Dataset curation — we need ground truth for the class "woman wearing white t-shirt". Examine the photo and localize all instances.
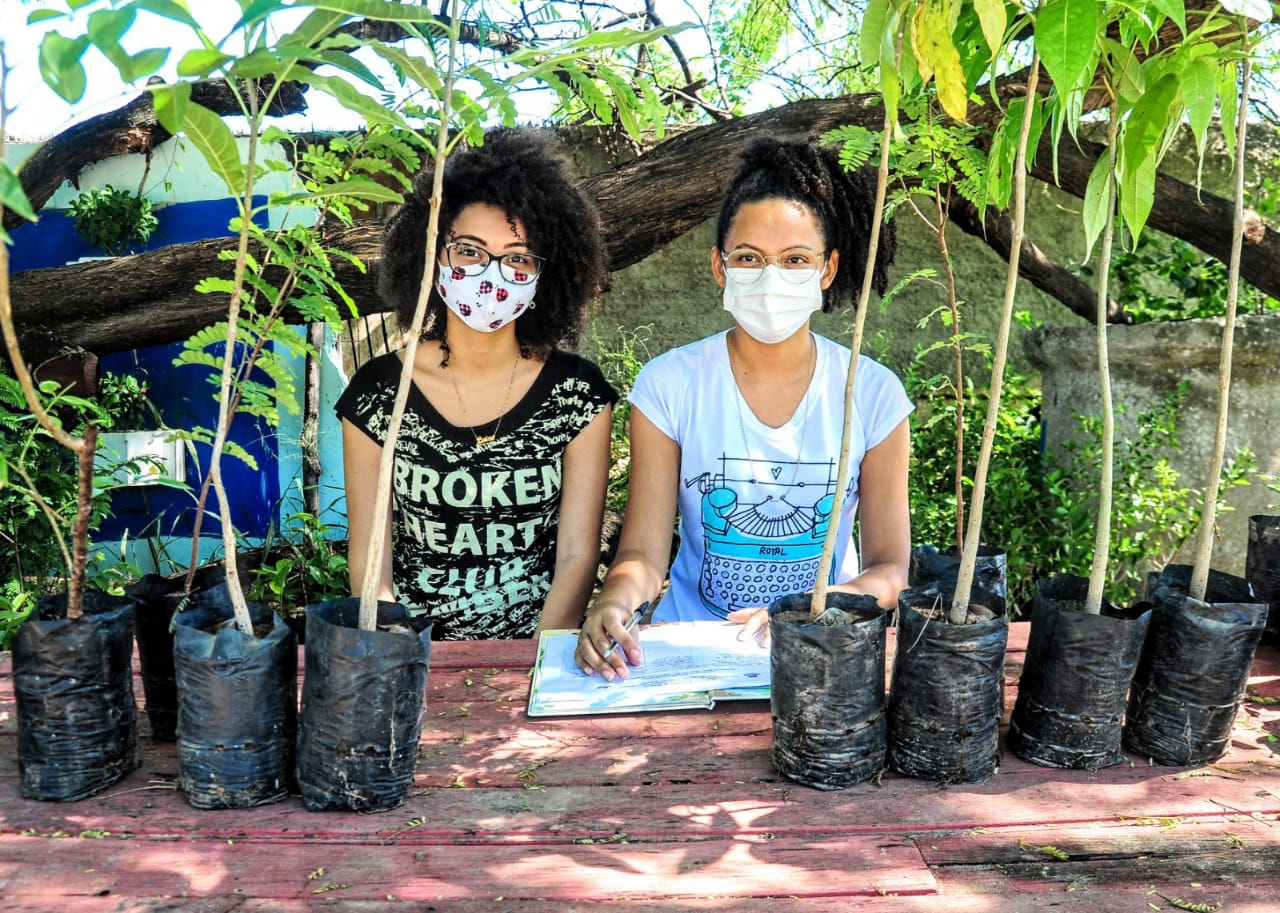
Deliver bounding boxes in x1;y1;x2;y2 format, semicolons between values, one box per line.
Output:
577;136;913;680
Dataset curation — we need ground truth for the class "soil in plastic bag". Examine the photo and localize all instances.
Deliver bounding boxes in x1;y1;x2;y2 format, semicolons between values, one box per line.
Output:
769;592;887;790
909;545;1008;614
1124;565;1268;766
297;599;433;812
125;555;261;742
1008;574;1151;770
13;592;140;801
887;584;1008;784
173;587;297;809
1247;515;1280;642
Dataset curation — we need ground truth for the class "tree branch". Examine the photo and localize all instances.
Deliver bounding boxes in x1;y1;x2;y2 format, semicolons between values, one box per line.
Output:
948;198;1130;324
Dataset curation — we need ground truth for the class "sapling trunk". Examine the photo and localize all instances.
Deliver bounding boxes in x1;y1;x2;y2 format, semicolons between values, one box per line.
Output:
357;1;461;631
202;87;265;637
1084;109;1121;615
67;425;98;618
949;55;1041;625
1189;44;1253;603
809;94;894;618
939;203;965;553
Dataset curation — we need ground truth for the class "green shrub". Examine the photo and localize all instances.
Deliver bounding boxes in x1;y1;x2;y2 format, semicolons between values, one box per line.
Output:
68;185;159;257
906;366;1254;612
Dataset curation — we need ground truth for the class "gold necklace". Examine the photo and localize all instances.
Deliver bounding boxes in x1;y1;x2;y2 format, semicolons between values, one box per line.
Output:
448;355;520;445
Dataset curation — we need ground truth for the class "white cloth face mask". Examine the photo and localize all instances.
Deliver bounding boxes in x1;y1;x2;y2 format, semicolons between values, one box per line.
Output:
722;265;823;344
438;260;539;332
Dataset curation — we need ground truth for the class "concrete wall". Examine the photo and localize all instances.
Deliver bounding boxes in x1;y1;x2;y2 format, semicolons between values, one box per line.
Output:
1027;315;1280;578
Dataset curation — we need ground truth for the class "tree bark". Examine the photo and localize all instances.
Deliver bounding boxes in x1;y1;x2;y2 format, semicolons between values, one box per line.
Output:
1030;135;1280;302
4;80;308;234
948;198;1130;324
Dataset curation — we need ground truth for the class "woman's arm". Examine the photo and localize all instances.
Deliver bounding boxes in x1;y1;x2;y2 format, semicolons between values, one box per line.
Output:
836;416;911;607
575;406;680;680
341;417;395;602
534;406;613;637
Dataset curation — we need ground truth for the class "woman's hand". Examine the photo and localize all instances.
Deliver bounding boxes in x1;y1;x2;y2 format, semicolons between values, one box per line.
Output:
575;602;642;681
726;607;772;648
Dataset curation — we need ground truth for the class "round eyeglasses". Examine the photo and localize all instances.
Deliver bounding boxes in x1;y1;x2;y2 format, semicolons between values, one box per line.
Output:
442;242;545;285
720;247;826;285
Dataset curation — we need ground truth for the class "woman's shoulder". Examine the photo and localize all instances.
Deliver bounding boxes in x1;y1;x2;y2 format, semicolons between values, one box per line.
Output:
637;331;727;378
546;349;619;402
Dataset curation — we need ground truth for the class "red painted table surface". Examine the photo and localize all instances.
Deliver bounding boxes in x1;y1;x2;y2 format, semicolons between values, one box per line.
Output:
1;622;1278;913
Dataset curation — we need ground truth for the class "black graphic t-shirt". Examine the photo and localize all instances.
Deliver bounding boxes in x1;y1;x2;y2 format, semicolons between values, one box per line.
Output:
336;349;617;639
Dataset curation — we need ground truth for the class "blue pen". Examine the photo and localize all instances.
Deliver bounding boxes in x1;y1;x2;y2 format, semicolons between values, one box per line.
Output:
601;602;648;660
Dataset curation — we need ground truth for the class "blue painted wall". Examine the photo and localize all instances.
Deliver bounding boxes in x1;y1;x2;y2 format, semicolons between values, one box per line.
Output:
10;196;281;545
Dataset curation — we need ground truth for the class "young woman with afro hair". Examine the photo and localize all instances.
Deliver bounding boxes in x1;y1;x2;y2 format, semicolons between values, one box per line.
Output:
577;135;913;679
337;128;616;640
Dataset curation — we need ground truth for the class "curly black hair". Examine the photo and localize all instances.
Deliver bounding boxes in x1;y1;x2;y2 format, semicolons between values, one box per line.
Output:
378;127;607;361
714;135;895;312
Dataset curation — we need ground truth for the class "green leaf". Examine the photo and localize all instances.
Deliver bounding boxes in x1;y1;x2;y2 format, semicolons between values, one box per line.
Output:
912;0;969;121
1149;0;1188;34
119;47;169;83
132;0;201;29
1036;0;1099;99
293;71;416;135
367;42;444;97
1081;154;1113;261
87;7;136;48
860;0;894;70
271;179;403;208
149;80;192;132
972;0;1007;61
38;32;90;104
166;101;247;195
278;10;350;52
26;9;68;24
0;165;38;224
1119;150;1157;242
1103;39;1144;105
177;48;231;78
312;49;383;90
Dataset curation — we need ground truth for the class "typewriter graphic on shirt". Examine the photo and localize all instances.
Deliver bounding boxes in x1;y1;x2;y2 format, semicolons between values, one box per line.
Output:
687;454;841;618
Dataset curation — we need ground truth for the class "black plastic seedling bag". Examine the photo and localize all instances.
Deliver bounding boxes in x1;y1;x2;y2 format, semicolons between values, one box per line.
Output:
13;592;140;801
1124;565;1268;766
125;558;254;742
768;592;887;790
173;587;297;809
1008;574;1151;769
296;599;433;812
909;545;1008;607
887;584;1008;784
1246;515;1280;643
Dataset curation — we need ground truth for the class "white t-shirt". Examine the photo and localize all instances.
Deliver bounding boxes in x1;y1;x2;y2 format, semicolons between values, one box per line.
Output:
630;330;913;622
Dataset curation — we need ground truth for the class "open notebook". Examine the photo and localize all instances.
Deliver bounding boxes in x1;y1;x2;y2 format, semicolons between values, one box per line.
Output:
527;620;771;717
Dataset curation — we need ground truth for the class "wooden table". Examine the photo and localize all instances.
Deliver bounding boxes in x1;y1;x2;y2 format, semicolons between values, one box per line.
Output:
2;623;1278;912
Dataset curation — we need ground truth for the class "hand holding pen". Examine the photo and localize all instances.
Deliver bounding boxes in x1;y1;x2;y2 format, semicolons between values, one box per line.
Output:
575;601;648;681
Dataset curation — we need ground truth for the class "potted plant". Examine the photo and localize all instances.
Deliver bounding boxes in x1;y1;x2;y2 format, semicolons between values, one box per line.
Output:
1008;0;1249;770
3;106;139;796
68;184;158;258
885;1;1041;786
1123;2;1273;767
